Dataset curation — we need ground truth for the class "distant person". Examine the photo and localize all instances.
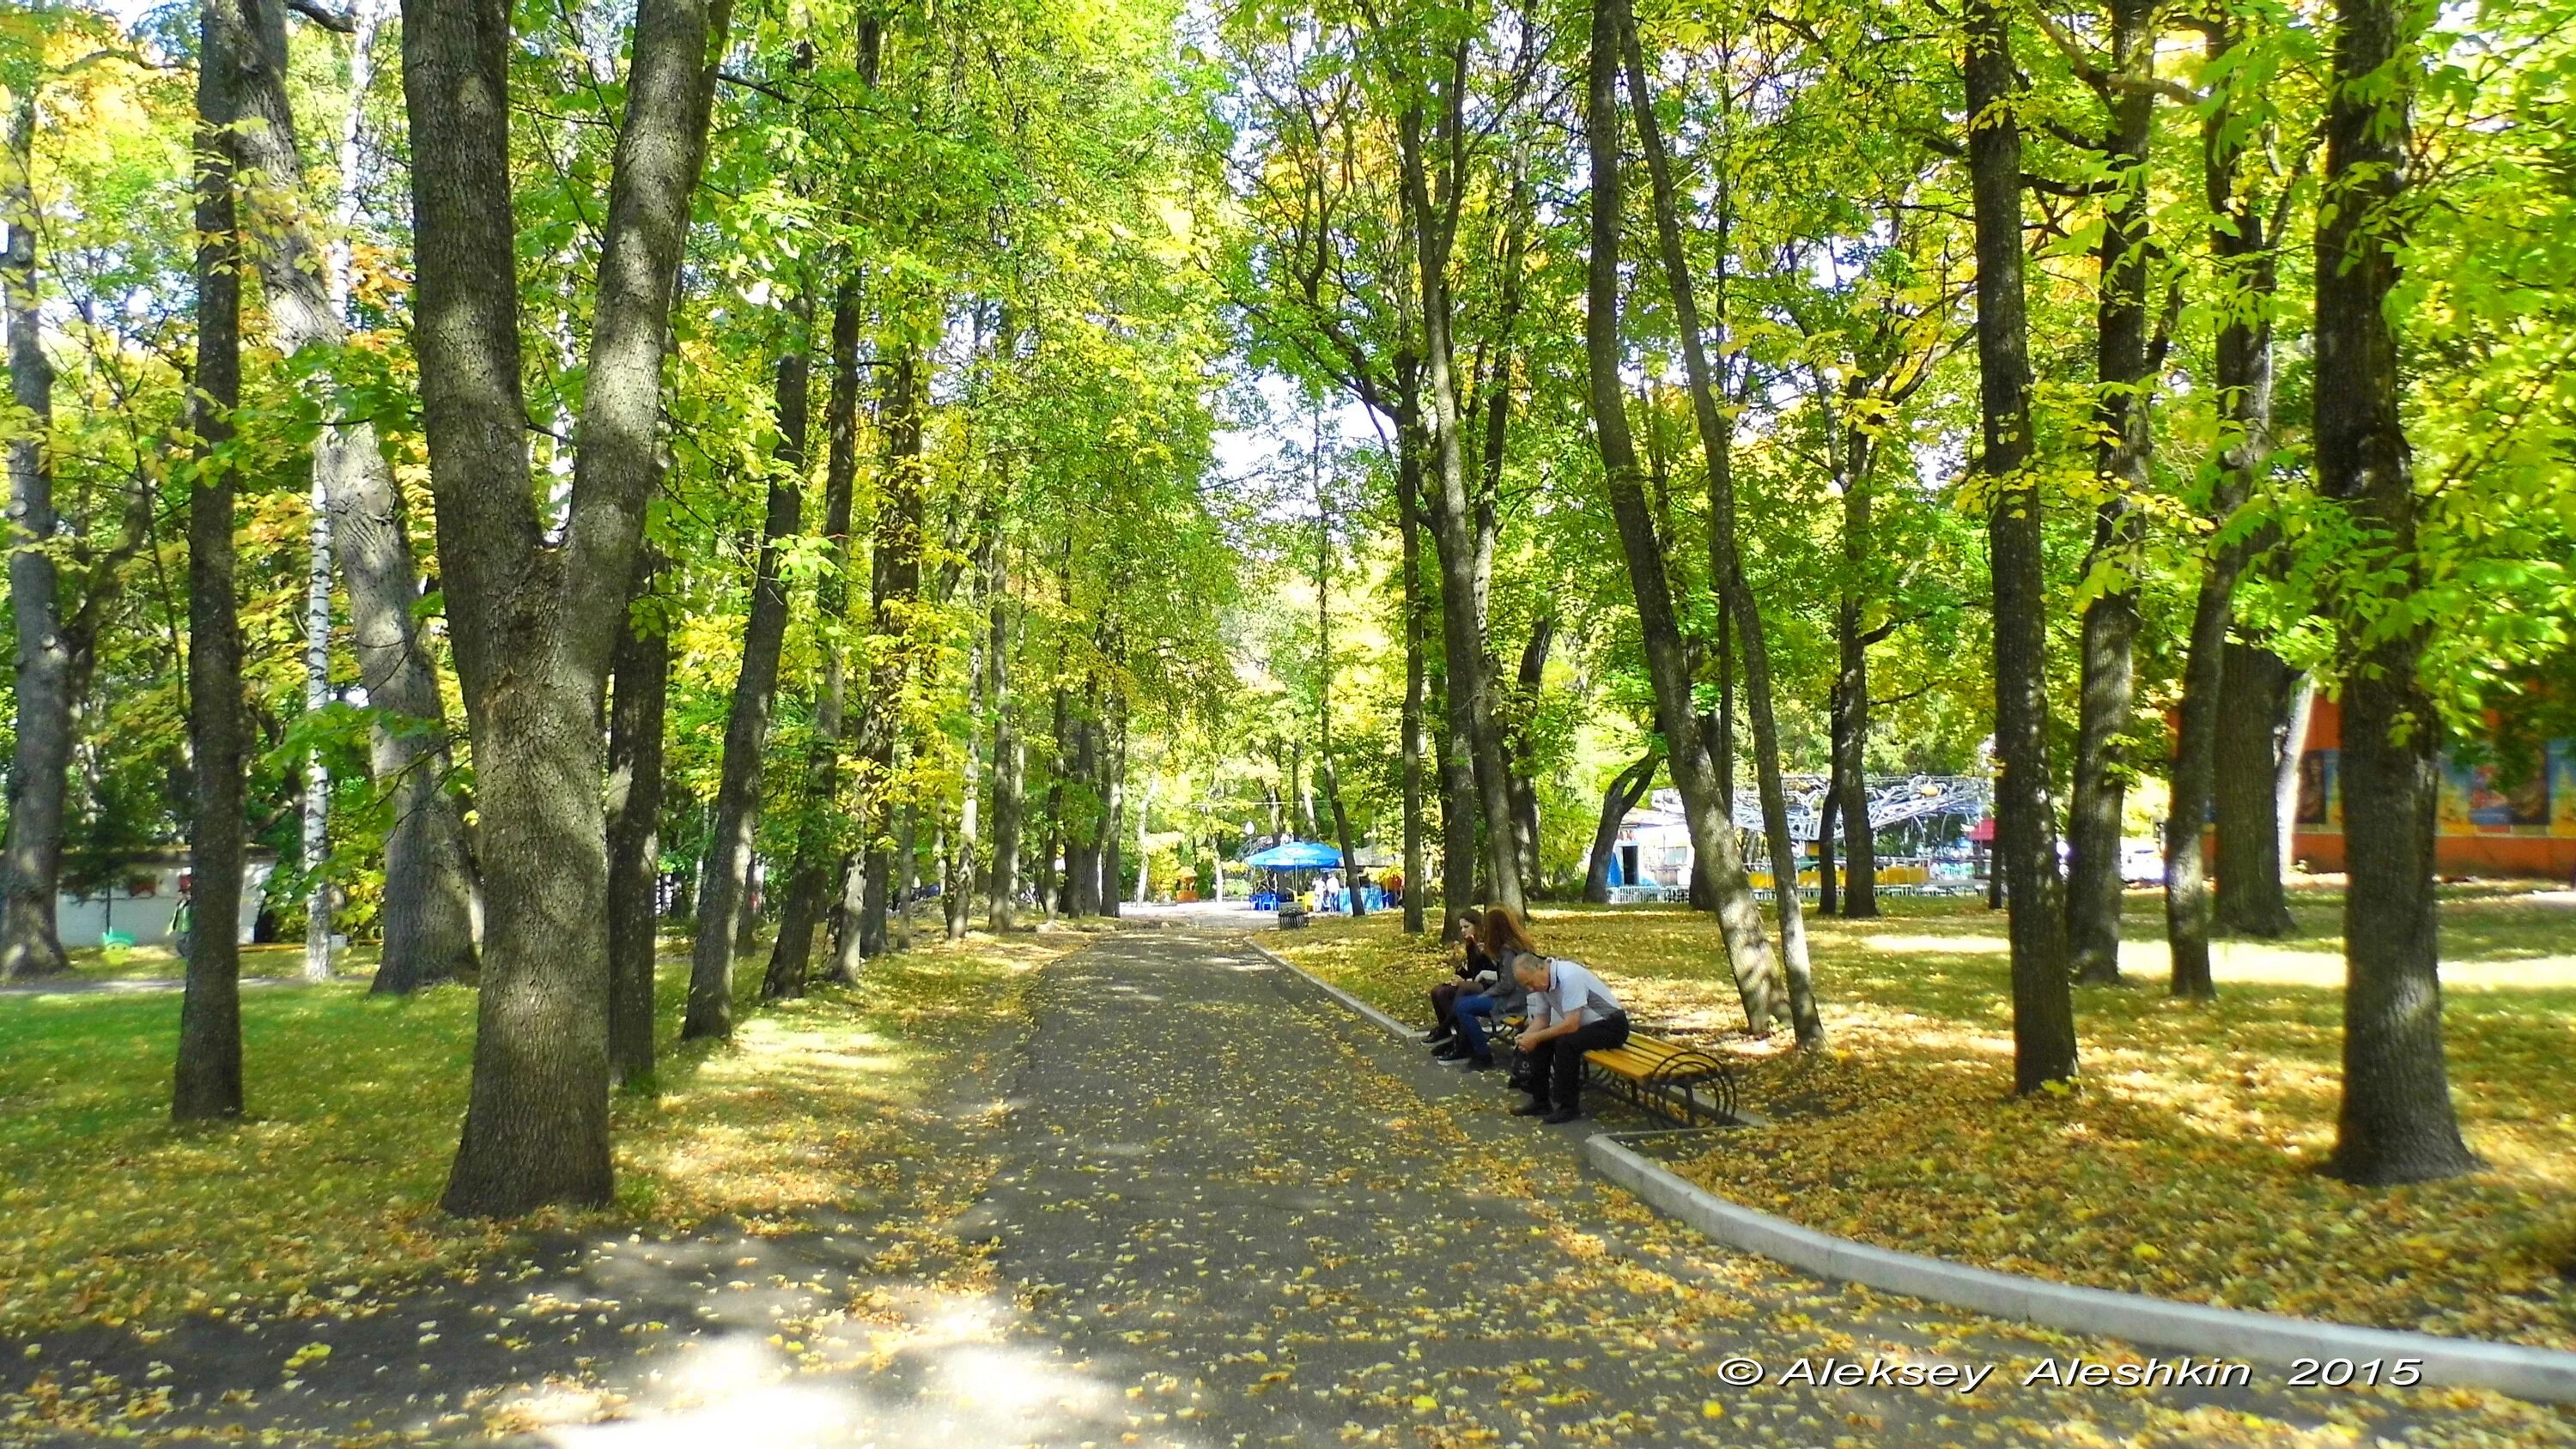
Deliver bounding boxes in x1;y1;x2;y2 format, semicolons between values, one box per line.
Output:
1504;949;1631;1124
1431;905;1537;1071
170;871;196;965
1382;870;1403;906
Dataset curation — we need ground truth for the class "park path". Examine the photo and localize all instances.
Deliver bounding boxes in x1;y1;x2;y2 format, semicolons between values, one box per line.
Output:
5;930;2564;1447
874;929;2535;1448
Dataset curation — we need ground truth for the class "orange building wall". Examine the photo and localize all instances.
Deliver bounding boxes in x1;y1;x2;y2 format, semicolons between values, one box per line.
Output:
2282;698;2576;880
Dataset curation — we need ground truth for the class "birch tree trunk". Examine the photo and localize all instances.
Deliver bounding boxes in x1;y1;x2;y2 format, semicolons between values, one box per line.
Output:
234;0;479;995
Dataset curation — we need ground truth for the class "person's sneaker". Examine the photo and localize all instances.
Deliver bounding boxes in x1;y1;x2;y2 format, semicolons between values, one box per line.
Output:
1425;1028;1455;1046
1431;1041;1468;1061
1510;1097;1551;1117
1542;1106;1583;1125
1462;1055;1495;1072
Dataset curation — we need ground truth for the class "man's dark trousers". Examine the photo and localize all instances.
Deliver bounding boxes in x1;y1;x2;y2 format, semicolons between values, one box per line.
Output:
1522;1013;1631;1111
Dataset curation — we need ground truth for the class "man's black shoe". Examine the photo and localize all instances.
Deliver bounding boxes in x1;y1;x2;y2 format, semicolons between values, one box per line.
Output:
1510;1097;1551;1117
1432;1041;1468;1061
1542;1106;1583;1125
1462;1055;1495;1072
1425;1028;1455;1046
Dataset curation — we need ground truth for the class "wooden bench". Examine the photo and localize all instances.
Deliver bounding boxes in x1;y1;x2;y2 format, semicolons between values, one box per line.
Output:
1276;902;1310;930
1583;1032;1738;1126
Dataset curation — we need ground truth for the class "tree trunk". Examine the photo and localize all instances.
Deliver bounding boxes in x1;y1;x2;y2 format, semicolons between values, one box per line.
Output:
1966;0;2078;1091
2316;0;2474;1185
1584;750;1658;902
1504;616;1552;898
415;0;729;1214
1098;705;1124;918
1394;80;1522;918
1816;782;1838;916
2214;640;2295;935
176;0;248;1121
1833;447;1879;918
605;555;667;1086
855;343;925;952
683;295;810;1040
1619;3;1820;1046
1316;488;1364;917
2166;20;2278;998
985;549;1023;931
1066;695;1102;917
1585;0;1784;1034
2067;0;2160;987
1396;387;1428;936
766;284;862;997
2275;672;2314;876
233;0;478;994
0;96;71;982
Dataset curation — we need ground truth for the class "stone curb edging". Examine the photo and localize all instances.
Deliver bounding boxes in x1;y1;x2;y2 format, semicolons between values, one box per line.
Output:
1585;1135;2576;1407
1249;942;1425;1043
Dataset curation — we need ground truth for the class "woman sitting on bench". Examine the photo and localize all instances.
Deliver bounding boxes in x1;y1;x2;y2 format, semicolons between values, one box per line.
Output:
1429;906;1535;1070
1503;949;1630;1124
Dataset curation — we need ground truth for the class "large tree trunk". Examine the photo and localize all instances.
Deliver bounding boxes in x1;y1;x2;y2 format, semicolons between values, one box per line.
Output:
1619;3;1820;1046
0;97;71;982
2316;0;2474;1186
765;286;862;997
2067;0;2160;986
414;0;728;1215
2215;641;2300;936
2166;19;2278;998
175;0;248;1121
1583;750;1658;903
605;554;667;1087
1584;0;1783;1034
1966;0;2078;1091
683;297;810;1040
1394;79;1522;918
232;0;479;994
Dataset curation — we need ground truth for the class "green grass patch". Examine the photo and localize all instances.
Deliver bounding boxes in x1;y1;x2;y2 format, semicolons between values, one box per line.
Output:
0;931;1066;1337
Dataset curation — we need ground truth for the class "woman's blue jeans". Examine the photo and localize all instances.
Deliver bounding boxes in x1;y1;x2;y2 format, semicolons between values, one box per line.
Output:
1452;992;1498;1062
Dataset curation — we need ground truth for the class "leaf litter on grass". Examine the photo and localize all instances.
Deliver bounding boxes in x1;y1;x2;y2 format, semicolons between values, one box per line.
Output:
1273;889;2576;1353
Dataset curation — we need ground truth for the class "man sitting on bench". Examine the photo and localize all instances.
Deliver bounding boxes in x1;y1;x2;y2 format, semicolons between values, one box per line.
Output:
1504;950;1631;1125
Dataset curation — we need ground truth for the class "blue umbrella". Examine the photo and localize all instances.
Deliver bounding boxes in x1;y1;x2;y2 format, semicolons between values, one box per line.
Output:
1244;840;1345;869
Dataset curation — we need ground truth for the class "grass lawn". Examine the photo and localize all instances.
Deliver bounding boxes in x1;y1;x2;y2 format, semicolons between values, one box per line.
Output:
1271;884;2576;1351
0;927;1076;1341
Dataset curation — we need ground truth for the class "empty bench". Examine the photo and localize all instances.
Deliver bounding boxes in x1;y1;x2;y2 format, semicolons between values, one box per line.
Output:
1583;1032;1738;1126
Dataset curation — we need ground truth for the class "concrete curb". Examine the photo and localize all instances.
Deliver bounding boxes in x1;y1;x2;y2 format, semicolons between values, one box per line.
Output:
1250;942;1425;1043
1586;1135;2576;1406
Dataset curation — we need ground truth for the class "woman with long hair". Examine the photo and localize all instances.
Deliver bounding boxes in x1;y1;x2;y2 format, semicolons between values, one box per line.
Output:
1430;904;1537;1070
